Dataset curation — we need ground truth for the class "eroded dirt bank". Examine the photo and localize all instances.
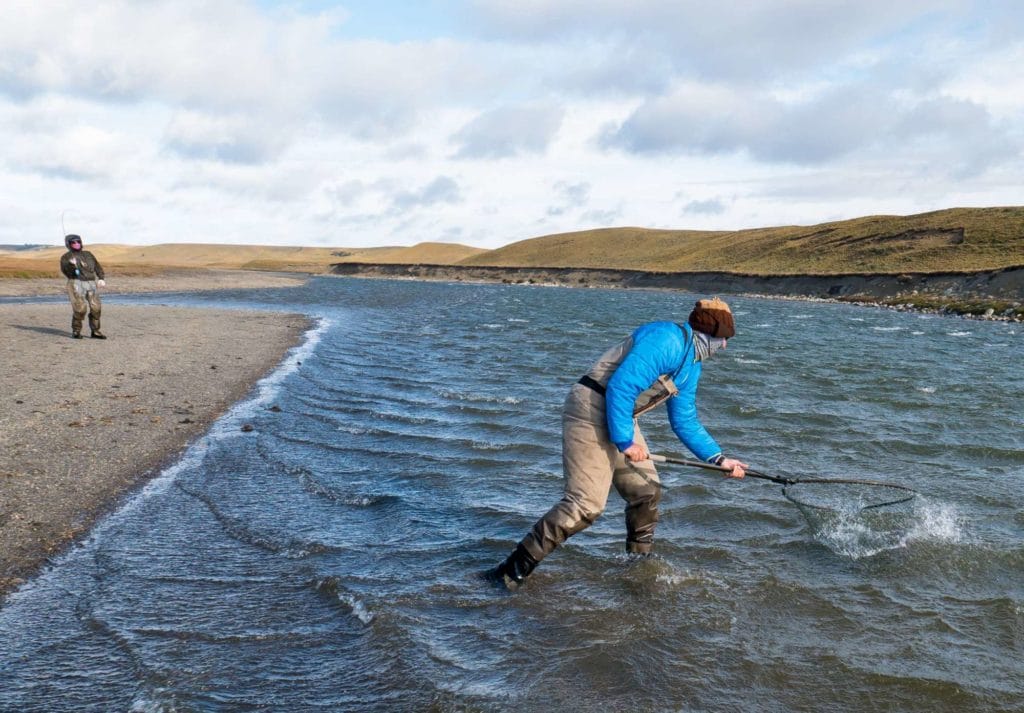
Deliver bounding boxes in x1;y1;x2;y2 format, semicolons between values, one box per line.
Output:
330;262;1024;318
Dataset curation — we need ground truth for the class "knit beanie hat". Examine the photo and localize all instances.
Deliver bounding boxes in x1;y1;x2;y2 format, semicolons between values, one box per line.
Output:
688;297;735;339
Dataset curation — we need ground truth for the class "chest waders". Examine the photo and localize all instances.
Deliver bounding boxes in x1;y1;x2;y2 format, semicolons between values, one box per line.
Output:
488;335;687;591
66;279;103;338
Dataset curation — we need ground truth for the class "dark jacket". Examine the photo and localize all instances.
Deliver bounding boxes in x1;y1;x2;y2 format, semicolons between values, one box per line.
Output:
60;250;105;281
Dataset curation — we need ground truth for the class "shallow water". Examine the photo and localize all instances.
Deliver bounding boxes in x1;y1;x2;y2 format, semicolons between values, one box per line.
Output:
2;277;1022;711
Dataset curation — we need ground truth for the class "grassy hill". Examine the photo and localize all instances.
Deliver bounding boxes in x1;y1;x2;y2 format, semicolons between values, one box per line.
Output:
458;207;1024;275
3;208;1021;279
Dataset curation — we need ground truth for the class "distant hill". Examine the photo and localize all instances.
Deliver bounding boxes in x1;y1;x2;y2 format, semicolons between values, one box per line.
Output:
457;207;1024;275
3;208;1022;279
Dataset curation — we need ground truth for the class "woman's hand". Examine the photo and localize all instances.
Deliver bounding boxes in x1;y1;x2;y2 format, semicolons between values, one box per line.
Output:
622;443;650;462
720;457;748;478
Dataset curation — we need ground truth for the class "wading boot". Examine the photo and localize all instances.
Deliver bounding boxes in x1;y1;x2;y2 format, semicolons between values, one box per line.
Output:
89;315;104;339
485;544;538;592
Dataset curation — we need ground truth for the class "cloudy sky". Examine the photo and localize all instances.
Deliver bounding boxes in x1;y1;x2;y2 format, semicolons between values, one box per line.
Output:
2;1;1022;249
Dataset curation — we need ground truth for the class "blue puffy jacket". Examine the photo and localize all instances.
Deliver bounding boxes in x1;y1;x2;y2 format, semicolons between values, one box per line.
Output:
605;321;722;462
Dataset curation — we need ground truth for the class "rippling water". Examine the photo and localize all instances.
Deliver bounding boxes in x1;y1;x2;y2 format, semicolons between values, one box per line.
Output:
2;277;1022;712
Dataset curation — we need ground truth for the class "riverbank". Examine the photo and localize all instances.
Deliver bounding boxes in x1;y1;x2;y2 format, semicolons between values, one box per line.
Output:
330;262;1024;321
0;268;308;298
0;304;310;600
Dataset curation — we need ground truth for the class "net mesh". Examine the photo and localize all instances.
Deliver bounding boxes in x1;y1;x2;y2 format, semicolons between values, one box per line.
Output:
782;479;917;512
781;479;920;556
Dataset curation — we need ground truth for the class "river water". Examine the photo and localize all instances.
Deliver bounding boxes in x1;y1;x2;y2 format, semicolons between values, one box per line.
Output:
1;277;1022;712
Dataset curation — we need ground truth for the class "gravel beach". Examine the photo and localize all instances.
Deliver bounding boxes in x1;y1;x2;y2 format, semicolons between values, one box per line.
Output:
0;295;311;599
0;268;308;298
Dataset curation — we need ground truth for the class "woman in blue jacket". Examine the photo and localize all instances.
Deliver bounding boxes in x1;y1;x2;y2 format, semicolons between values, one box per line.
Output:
489;297;747;590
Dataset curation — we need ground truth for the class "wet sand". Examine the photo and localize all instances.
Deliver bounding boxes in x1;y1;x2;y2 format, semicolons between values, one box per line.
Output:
0;300;311;599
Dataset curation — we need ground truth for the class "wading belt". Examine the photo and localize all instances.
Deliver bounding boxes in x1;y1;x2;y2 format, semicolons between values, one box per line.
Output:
578;373;679;417
578;374;606;395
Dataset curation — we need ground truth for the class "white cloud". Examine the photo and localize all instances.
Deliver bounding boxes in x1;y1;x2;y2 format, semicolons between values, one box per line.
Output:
390;175;462;212
451;102;565;158
682;198;726;216
0;1;1021;248
163;111;288;164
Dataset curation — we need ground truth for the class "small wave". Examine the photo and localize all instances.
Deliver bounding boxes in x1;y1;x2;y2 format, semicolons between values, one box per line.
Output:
912;331;925;335
210;316;330;434
947;331;972;337
872;326;903;332
655;567;730;590
130;688;177;713
507;318;529;323
469;440;510;451
734;358;765;365
438;389;523;405
176;482;342;558
917;386;936;394
315;577;375;624
296;470;396;507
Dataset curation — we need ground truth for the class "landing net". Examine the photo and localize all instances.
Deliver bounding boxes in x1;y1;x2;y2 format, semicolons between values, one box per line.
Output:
781;478;920;555
782;478;917;512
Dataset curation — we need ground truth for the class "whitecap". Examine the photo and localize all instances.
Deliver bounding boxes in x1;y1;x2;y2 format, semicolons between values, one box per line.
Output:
872;326;903;332
917;386;936;394
339;593;375;624
947;331;972;337
439;389;522;405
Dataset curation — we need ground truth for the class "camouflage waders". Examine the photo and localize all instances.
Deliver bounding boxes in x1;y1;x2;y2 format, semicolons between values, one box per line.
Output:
66;279;102;337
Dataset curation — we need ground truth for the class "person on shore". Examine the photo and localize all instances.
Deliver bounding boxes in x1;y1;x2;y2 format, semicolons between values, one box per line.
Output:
59;234;106;339
488;297;747;590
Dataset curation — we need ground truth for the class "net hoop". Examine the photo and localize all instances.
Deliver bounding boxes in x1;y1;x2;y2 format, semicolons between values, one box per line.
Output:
781;478;918;512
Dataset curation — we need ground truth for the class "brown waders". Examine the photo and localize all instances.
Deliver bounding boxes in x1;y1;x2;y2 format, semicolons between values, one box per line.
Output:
66;279;102;338
492;382;662;589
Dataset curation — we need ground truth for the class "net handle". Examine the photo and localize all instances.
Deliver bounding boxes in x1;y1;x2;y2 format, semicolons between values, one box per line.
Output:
649;454;796;485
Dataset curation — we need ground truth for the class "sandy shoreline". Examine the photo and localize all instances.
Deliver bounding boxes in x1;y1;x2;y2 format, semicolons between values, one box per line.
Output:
0;301;311;600
0;268;310;297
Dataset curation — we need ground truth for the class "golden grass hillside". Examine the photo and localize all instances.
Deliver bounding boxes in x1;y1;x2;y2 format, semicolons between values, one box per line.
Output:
458;207;1024;275
0;241;485;276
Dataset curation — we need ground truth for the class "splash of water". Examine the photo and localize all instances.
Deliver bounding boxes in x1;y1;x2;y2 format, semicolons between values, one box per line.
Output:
802;498;963;559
